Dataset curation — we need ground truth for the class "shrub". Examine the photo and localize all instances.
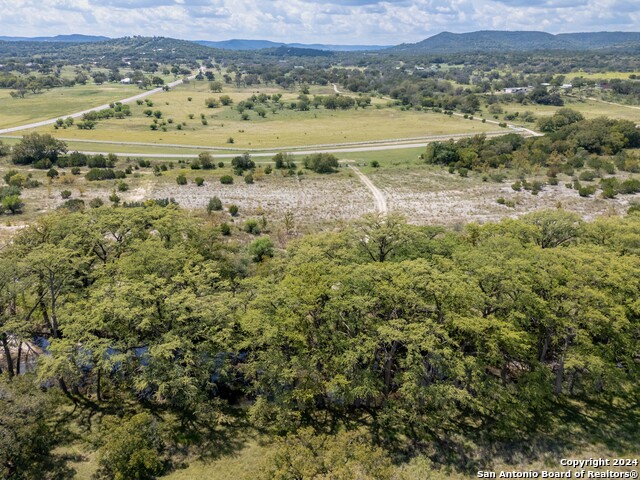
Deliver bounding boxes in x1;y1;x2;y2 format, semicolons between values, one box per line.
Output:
194;177;204;186
220;223;231;235
2;195;24;214
232;153;255;171
220;175;234;185
60;190;72;199
207;196;223;213
578;185;597;197
303;153;339;173
243;219;261;235
228;204;239;216
85;168;115;181
370;160;380;168
116;181;128;192
71;167;81;175
89;197;104;208
176;174;187;185
47;168;59;179
248;237;274;262
244;173;254;184
97;413;165;480
59;198;85;211
579;170;598;182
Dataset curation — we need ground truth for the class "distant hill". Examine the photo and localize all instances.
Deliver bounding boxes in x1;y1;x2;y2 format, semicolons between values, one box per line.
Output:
0;34;109;43
195;39;387;52
389;30;640;53
0;36;217;64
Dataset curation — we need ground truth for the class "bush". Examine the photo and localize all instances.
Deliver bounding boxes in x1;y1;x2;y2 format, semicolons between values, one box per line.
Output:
273;152;295;170
578;185;597;197
370;160;380;168
199;153;215;170
207;196;223;213
220;223;231;235
228;204;239;216
116;181;128;192
248;237;274;262
60;198;85;212
61;190;72;199
176;174;187;185
579;170;598;182
86;169;116;181
244;173;254;184
89;197;104;208
244;219;261;235
97;413;165;480
303;153;339;173
71;167;81;175
1;195;24;214
194;177;204;186
220;175;234;185
47;168;59;179
231;153;255;172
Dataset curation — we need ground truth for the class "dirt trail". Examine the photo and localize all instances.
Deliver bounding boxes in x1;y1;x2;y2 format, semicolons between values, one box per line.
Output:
349;165;387;214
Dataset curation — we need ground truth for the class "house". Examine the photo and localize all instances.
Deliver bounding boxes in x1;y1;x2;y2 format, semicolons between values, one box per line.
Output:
120;77;132;84
503;87;531;94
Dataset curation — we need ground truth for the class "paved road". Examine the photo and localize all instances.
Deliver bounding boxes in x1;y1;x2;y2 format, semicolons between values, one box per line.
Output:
0;130;511;154
0;74;197;136
349;165;388;214
69;131;522;159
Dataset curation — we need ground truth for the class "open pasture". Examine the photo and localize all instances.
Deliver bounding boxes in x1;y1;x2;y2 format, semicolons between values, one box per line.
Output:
21;80;498;149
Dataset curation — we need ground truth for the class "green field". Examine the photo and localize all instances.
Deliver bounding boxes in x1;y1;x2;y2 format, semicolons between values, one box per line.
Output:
20;81;497;149
483;95;640;126
0;84;141;128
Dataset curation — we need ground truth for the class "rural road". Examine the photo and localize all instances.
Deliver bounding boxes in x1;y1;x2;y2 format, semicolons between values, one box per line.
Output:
349;165;388;214
567;94;640;111
0;73;198;136
69;131;515;159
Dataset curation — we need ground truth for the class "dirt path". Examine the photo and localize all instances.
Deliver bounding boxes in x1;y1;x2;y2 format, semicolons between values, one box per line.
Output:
569;95;640;112
0;73;198;135
349;165;387;214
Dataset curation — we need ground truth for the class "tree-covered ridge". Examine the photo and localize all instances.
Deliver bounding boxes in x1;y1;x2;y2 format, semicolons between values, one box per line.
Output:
1;206;639;478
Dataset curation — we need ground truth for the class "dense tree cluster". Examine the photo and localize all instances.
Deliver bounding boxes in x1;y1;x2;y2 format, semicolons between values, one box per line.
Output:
424;113;640;180
0;206;638;477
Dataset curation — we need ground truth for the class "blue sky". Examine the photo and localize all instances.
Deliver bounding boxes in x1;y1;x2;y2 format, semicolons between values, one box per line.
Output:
0;0;638;44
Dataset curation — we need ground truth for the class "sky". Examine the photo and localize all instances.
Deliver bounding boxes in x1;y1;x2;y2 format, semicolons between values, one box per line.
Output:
1;0;639;45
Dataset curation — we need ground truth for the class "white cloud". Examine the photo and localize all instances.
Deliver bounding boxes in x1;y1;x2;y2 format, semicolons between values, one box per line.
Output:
0;0;638;44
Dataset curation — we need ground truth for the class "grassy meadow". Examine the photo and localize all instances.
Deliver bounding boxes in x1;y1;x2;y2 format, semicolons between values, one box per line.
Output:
0;83;140;128
17;80;498;148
